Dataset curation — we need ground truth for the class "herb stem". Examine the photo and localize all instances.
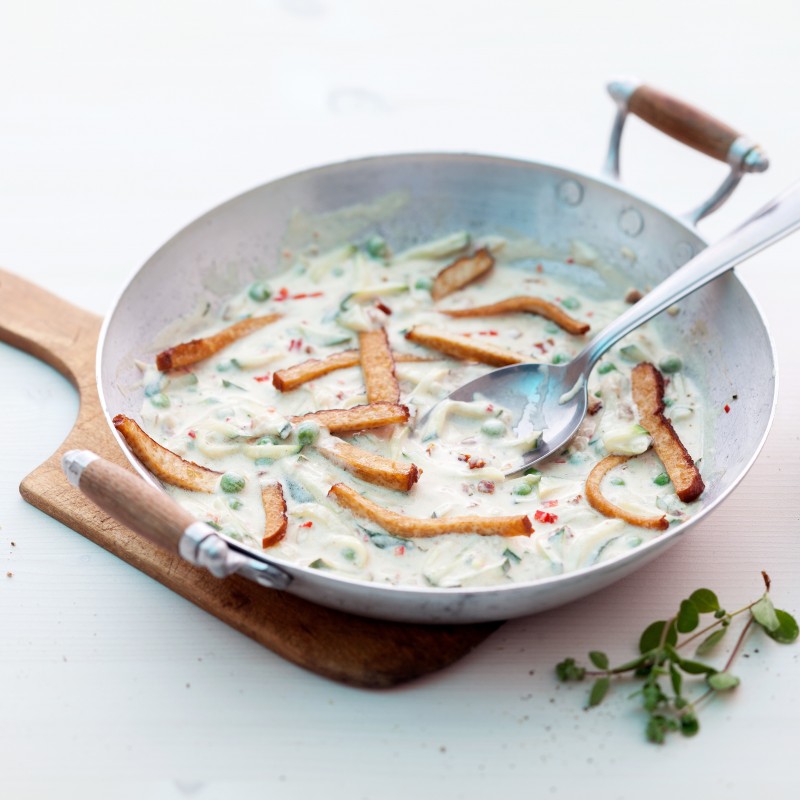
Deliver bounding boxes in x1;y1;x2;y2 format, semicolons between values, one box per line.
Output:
676;602;757;651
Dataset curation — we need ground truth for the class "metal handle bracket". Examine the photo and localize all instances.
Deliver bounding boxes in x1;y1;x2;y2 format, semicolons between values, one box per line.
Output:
604;78;769;225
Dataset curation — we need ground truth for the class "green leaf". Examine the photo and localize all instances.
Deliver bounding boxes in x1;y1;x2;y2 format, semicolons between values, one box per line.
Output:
677;659;717;676
642;681;665;712
639;620;677;654
764;609;799;644
680;713;700;737
588;677;610;707
589;651;609;670
677;599;700;633
707;671;740;691
645;714;677;744
689;588;720;613
669;664;683;696
751;595;780;632
555;658;586;682
695;627;727;656
612;655;649;673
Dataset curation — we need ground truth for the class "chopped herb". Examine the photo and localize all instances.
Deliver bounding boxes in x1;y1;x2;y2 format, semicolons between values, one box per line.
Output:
149;392;170;409
654;472;671;486
598;362;617;375
659;356;683;374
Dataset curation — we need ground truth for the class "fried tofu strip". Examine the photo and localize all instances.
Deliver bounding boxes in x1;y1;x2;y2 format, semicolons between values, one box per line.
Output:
113;414;220;492
441;296;590;336
431;247;495;301
328;483;532;538
273;350;430;392
156;314;281;372
261;481;288;548
631;362;705;502
586;455;669;530
405;325;526;366
290;402;409;433
316;437;420;492
359;329;400;403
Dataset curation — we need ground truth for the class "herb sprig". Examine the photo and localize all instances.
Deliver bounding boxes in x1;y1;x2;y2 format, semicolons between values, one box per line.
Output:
556;572;798;744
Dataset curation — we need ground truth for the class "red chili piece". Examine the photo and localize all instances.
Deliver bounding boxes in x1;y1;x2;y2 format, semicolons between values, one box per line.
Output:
477;480;495;494
724;404;731;413
299;521;313;528
254;374;272;382
534;510;558;524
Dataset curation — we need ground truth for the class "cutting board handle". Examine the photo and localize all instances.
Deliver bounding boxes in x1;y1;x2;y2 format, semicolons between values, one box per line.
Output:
0;267;101;386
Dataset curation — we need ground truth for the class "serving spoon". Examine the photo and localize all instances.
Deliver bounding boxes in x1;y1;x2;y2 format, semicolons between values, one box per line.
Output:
424;182;800;475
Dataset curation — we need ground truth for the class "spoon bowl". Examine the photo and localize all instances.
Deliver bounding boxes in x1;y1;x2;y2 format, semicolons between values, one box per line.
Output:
423;180;800;474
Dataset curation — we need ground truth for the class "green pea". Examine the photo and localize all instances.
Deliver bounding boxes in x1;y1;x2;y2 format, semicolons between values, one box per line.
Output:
365;235;388;259
297;421;320;447
481;418;506;437
227;497;243;510
561;296;581;310
248;281;272;302
653;472;671;486
220;472;246;493
414;277;433;291
144;380;163;397
513;483;533;496
551;353;569;365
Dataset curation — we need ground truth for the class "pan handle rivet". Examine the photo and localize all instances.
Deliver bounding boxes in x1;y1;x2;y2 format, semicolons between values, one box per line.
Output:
619;207;644;237
557;179;584;207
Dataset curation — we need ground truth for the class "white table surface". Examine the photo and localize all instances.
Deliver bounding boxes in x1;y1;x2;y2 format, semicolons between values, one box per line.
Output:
2;1;799;797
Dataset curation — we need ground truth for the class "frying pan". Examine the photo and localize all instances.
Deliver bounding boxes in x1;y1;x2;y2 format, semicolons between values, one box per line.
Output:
69;81;777;623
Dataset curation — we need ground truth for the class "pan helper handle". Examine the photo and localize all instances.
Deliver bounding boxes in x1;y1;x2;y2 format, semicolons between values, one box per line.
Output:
61;451;291;589
604;78;769;224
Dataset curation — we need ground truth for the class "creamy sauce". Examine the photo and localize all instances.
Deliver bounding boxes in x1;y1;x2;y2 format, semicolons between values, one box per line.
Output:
138;232;704;588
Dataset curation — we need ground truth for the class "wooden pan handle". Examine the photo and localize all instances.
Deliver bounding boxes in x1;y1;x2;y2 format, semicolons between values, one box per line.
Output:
63;451;196;555
627;85;744;164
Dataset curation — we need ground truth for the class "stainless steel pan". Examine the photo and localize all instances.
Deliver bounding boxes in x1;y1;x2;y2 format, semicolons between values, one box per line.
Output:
72;81;777;623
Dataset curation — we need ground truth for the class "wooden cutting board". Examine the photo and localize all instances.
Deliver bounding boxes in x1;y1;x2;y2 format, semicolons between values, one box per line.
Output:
0;268;500;688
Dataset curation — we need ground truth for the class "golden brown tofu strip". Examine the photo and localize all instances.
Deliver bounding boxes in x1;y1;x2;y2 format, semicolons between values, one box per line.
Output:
289;402;409;433
585;454;669;530
359;329;400;403
328;483;532;538
261;481;288;548
431;248;495;301
405;325;526;367
156;314;281;372
441;296;590;336
631;362;705;503
315;437;420;492
113;414;220;492
273;351;431;392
